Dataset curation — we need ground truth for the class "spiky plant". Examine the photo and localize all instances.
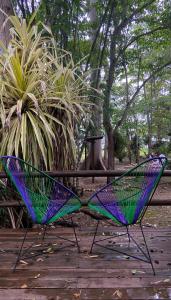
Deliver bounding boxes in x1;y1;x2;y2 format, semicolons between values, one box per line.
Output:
0;15;88;170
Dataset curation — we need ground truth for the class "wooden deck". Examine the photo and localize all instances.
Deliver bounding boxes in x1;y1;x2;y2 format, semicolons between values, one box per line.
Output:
0;213;171;299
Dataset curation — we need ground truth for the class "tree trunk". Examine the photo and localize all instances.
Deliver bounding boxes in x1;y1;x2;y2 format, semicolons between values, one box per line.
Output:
82;138;106;170
0;0;13;47
81;0;105;171
89;0;102;135
103;133;108;166
126;129;132;164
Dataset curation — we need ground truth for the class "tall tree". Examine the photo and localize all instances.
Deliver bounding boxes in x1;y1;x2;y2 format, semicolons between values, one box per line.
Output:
0;0;13;47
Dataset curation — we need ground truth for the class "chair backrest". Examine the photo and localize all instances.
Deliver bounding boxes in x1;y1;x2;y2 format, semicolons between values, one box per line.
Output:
0;156;81;224
88;157;167;225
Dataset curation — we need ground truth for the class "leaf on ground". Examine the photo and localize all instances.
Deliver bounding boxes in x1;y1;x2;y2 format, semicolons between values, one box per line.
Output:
153;293;160;299
154;260;159;264
21;284;28;288
153;278;170;285
89;255;99;258
145;223;153;227
34;273;40;279
113;290;122;298
19;260;28;265
73;291;82;299
153;280;162;284
132;269;145;275
43;247;53;253
33;244;42;247
36;257;44;262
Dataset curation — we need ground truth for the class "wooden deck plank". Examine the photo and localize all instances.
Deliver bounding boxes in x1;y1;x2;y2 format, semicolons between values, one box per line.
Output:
0;288;170;300
0;226;171;299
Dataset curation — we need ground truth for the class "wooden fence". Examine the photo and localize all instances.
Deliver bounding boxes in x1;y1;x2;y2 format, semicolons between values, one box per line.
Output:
0;170;170;206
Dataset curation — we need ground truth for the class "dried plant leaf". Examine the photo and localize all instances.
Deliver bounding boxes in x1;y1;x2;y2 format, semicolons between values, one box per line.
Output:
21;284;28;288
113;290;122;298
34;273;40;279
36;257;44;262
89;255;99;258
19;260;28;265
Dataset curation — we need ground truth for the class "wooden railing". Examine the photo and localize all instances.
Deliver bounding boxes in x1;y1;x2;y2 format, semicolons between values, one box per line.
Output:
0;170;171;206
0;170;170;178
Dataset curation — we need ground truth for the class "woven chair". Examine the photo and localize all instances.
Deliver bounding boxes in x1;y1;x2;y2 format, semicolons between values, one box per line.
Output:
0;156;81;271
88;157;167;275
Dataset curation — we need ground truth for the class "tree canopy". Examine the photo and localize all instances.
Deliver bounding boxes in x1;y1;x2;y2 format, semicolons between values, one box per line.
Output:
1;0;171;169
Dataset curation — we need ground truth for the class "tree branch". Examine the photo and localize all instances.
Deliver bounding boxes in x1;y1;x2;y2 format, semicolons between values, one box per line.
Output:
117;26;168;60
114;0;156;36
95;3;114;88
114;61;171;132
85;0;113;72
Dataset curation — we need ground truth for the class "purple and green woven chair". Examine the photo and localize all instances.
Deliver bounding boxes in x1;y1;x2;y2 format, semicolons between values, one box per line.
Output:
0;156;81;271
88;157;167;275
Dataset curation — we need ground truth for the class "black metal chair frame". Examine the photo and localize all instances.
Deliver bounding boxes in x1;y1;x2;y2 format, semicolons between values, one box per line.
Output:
90;217;155;274
14;213;80;272
0;156;81;272
88;157;168;275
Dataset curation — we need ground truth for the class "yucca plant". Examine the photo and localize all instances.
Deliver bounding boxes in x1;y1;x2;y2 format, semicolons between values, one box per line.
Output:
0;15;88;170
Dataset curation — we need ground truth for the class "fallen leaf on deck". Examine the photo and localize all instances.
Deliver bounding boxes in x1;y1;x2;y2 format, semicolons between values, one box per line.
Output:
113;290;122;298
89;255;99;258
34;273;40;279
73;291;82;298
43;247;52;253
36;257;44;262
132;269;145;275
21;284;28;288
19;260;28;265
153;278;170;285
33;244;42;247
145;223;153;227
154;260;159;264
153;280;162;284
153;293;160;299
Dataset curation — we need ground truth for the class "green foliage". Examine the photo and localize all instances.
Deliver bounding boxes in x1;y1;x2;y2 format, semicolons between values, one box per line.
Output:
0;15;88;170
114;131;126;162
11;0;171;164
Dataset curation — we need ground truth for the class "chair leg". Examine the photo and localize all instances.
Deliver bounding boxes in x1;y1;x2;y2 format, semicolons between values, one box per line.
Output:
90;220;100;254
140;223;155;275
13;226;29;272
41;225;47;244
126;225;131;247
71;217;80;253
